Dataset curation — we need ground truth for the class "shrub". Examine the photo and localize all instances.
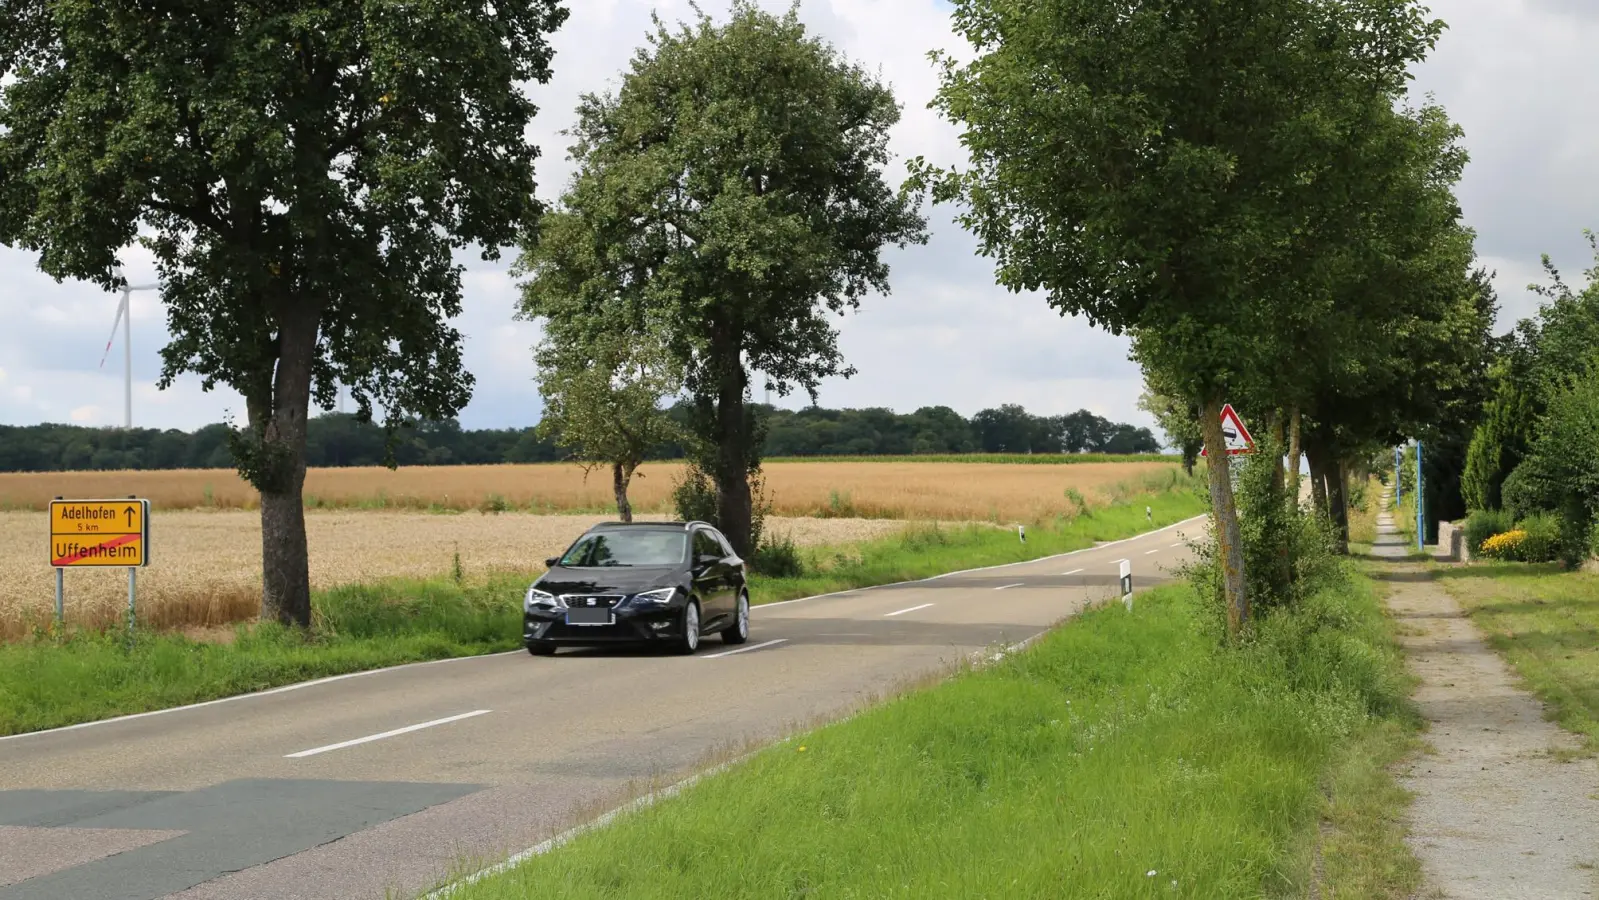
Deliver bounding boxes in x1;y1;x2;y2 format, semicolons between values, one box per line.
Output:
749;533;804;577
1479;529;1526;560
1462;381;1536;511
671;462;720;524
671;461;775;554
1464;508;1514;554
1516;513;1562;563
1183;433;1344;640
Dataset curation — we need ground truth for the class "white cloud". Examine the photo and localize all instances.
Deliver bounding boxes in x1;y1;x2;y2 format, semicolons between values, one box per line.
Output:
69;405;99;423
0;0;1592;434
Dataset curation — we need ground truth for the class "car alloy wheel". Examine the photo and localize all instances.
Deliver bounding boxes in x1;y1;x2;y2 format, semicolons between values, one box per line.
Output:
676;600;701;655
723;592;750;645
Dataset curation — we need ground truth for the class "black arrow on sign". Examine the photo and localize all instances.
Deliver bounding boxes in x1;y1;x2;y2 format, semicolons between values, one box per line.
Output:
125;505;137;529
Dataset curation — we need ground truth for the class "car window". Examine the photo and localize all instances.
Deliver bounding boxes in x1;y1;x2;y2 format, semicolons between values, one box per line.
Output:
693;530;722;559
713;531;736;558
559;531;687;567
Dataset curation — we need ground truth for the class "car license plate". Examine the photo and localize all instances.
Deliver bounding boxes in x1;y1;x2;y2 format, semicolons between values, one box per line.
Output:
565;608;613;626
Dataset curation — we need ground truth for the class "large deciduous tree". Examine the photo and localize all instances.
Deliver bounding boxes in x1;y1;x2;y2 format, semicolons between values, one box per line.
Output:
913;0;1441;635
0;0;567;625
517;2;926;556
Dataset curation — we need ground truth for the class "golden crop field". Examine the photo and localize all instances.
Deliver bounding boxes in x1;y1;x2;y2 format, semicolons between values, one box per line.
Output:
0;511;910;641
0;459;1179;521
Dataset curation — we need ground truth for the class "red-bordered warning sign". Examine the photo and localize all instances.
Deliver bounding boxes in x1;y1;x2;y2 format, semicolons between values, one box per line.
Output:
1199;404;1256;457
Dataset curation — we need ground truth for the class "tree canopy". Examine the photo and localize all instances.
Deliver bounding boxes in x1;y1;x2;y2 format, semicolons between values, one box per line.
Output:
915;0;1475;634
518;2;926;554
0;0;568;624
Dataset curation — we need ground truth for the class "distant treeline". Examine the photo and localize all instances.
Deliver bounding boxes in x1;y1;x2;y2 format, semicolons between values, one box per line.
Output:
0;402;1160;472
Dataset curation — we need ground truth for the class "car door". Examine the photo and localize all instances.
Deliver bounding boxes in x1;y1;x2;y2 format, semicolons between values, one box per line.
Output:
712;529;744;605
690;529;729;630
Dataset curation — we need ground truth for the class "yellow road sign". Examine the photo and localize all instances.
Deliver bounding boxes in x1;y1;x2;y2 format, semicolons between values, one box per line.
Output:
50;499;149;567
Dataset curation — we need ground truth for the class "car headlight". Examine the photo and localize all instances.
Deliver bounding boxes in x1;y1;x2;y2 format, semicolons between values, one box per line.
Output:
630;588;676;607
525;587;559;612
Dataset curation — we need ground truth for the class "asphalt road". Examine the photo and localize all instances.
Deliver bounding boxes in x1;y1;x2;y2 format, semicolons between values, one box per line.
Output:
0;515;1206;900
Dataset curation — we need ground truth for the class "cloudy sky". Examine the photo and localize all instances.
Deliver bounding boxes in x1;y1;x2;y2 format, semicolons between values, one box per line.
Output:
1;0;1594;433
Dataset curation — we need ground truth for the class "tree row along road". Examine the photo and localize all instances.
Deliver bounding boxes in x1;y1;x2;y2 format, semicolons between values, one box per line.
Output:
0;517;1204;900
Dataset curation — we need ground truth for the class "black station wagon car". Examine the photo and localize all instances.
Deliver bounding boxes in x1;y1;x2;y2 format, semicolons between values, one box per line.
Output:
522;521;750;656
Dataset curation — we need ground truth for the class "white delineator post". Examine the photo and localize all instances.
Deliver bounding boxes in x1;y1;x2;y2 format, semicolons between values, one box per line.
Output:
1119;559;1133;611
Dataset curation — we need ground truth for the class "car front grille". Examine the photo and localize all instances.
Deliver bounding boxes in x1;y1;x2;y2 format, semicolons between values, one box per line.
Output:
560;594;625;609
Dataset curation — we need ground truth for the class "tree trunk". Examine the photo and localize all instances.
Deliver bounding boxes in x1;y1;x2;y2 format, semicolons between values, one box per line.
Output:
712;357;753;557
1307;444;1329;515
612;461;635;523
1268;412;1293;595
1286;407;1302;508
1200;395;1249;637
1328;457;1351;555
1269;411;1286;495
252;306;318;628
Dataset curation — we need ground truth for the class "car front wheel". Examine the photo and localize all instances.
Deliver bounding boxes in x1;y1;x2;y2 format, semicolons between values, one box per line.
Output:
722;592;750;645
672;600;702;655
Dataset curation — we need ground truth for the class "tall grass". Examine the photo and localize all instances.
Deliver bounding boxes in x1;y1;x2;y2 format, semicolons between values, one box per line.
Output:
445;571;1415;899
0;574;527;735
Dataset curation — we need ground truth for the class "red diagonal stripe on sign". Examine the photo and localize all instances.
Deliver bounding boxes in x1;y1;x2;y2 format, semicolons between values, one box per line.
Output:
53;533;140;567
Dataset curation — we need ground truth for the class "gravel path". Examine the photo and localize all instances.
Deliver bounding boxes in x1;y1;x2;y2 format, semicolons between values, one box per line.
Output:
1376;496;1599;899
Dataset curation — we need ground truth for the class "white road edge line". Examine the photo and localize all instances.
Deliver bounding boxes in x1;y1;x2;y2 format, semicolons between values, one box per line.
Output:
0;651;521;745
4;514;1207;743
425;630;1051;899
1061;568;1083;576
700;638;787;659
1143;549;1161;555
993;582;1024;591
285;709;491;759
883;603;934;617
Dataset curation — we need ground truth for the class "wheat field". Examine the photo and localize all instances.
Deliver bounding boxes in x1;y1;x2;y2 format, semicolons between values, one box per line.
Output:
0;510;910;640
0;460;1177;521
0;460;1184;639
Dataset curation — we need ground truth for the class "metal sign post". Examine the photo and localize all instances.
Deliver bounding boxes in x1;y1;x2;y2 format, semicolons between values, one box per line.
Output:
1415;442;1425;552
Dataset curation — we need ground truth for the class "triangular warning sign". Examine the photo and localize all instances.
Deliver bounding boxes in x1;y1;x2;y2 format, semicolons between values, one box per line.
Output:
1199;403;1256;457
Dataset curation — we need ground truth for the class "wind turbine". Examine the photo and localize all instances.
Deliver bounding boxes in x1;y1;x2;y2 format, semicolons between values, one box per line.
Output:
101;266;159;430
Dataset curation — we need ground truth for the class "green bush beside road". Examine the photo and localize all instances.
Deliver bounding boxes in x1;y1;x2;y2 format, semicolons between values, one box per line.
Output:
443;570;1418;900
0;488;1205;736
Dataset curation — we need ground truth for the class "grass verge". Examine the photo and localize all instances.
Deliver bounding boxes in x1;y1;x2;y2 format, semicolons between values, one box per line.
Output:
753;488;1205;601
440;568;1418;900
1348;477;1384;546
0;488;1205;737
1434;561;1599;752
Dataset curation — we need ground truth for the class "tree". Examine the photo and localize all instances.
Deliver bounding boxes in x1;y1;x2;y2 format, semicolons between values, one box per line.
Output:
517;2;925;555
1138;385;1202;474
0;0;568;625
533;330;681;522
914;0;1441;635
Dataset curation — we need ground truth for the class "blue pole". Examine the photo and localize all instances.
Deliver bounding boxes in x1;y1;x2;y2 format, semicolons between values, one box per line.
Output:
1415;441;1424;551
1395;446;1402;503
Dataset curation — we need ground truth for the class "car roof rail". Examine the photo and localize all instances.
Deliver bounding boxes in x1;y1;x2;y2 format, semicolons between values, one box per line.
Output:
682;520;710;530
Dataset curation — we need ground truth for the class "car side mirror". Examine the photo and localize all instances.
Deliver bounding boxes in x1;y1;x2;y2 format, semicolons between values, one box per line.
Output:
544;557;559;568
694;553;718;570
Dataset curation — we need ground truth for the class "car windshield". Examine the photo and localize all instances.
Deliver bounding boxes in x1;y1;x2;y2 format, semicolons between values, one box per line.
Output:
558;530;687;567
